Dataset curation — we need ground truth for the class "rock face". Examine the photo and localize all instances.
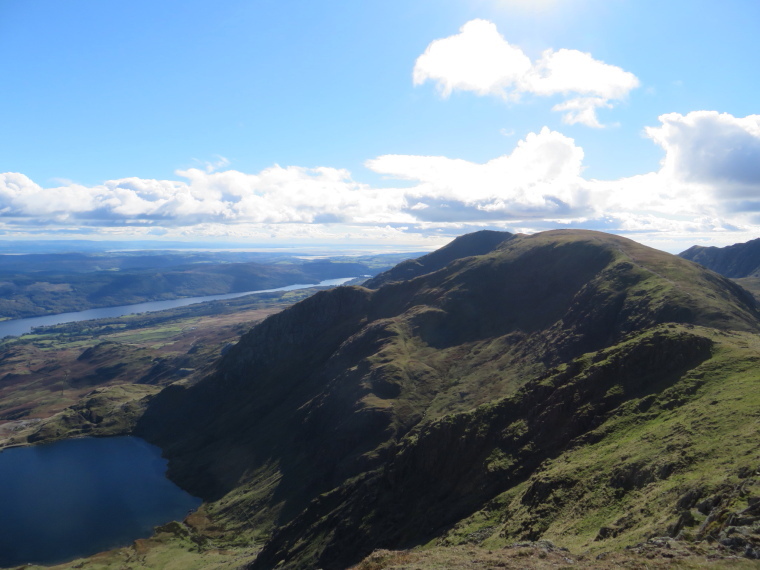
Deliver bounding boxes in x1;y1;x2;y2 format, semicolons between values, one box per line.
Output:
136;229;760;569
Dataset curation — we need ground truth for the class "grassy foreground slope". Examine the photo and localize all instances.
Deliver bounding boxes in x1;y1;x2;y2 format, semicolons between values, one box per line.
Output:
120;229;760;569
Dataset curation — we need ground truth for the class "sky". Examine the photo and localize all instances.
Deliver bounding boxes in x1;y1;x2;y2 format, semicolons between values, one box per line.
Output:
1;0;759;252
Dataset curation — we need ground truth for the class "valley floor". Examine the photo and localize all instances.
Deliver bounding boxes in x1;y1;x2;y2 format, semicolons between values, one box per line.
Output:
0;288;316;449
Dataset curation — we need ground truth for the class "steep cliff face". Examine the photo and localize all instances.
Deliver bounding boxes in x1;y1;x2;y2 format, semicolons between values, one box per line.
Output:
135;229;760;568
137;285;375;500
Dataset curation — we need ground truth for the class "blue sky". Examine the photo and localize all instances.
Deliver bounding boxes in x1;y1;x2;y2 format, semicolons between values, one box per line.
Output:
1;0;759;251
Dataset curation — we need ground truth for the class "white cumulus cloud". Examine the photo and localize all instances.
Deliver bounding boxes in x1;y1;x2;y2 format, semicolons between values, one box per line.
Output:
413;19;532;99
413;19;639;127
3;112;760;249
645;111;760;197
584;111;760;237
367;127;587;220
0;166;411;228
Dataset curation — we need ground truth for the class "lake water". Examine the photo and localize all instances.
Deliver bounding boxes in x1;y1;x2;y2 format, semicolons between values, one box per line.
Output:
0;436;202;567
0;277;354;338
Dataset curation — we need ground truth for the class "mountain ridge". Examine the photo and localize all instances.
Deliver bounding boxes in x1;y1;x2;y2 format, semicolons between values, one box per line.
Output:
129;228;760;568
679;237;760;278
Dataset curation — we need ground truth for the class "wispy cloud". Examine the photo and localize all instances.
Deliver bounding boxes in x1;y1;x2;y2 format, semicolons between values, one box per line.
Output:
195;155;231;173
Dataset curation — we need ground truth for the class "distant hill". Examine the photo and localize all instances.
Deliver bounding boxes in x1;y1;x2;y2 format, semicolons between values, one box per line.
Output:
131;229;760;568
679;238;760;277
364;229;514;288
679;237;760;305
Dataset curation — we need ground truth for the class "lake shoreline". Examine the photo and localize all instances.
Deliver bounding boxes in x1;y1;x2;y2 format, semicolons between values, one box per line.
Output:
0;435;202;568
